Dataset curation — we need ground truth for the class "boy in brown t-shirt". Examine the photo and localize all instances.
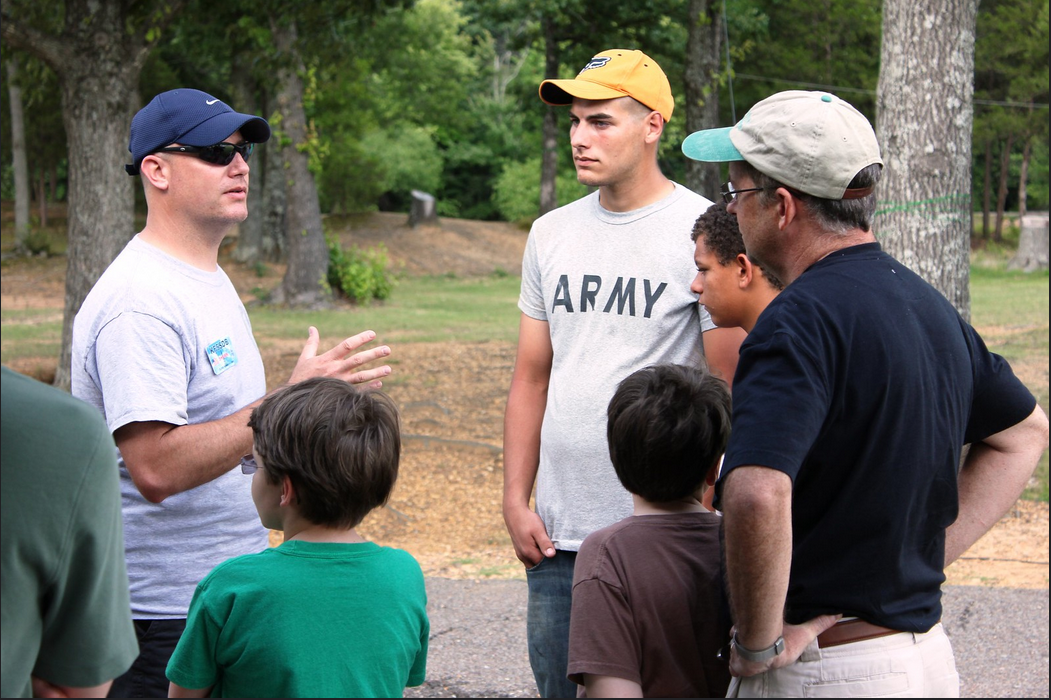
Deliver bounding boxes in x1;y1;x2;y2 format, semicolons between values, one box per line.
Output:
567;364;732;698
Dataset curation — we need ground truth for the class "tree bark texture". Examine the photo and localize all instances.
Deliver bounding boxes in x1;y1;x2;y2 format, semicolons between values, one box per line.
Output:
272;19;330;308
1008;213;1049;272
231;67;265;265
6;54;31;249
981;139;991;238
262;127;288;263
874;0;978;320
1017;134;1030;219
2;0;181;389
538;16;559;217
683;0;723;200
994;134;1013;242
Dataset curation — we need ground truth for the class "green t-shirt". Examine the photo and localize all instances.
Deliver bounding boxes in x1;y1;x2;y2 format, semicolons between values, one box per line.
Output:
166;540;429;698
0;366;138;698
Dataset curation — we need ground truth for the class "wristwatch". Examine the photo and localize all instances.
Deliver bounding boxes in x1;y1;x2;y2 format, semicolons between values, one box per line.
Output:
730;632;785;662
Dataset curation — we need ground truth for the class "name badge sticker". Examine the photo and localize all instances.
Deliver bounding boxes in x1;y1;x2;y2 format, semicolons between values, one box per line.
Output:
206;336;239;375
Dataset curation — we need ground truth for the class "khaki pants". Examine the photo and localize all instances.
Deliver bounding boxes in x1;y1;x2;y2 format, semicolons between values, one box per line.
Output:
727;623;959;698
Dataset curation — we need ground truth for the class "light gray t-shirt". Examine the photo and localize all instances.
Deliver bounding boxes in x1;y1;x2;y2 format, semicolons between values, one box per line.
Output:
72;235;268;618
519;184;716;550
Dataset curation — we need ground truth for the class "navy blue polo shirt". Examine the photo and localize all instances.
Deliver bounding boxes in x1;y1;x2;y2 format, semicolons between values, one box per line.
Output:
718;242;1035;632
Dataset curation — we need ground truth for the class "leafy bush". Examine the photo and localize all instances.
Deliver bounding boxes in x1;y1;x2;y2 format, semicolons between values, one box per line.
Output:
22;230;54;257
361;125;444;204
326;235;396;304
492;156;590;225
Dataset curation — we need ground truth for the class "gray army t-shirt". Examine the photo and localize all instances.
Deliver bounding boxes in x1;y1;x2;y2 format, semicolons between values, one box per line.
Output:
73;236;268;618
519;184;716;550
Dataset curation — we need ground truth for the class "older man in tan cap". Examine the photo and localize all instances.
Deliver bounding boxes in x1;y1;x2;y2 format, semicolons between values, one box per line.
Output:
683;91;1048;697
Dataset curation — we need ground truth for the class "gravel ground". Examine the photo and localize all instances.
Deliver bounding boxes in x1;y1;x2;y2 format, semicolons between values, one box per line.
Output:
406;580;1049;698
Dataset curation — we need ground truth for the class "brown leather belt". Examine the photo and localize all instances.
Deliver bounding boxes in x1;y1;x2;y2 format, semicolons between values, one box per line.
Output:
816;618;902;648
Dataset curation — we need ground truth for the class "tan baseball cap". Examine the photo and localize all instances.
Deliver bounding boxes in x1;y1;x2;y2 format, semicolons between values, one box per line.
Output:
539;49;674;122
681;91;883;200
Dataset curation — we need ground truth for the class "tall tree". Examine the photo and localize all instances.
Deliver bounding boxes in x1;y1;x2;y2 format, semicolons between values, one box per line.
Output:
538;14;560;215
5;52;30;251
683;0;723;198
1;0;184;389
976;0;1050;224
269;18;329;307
875;0;978;319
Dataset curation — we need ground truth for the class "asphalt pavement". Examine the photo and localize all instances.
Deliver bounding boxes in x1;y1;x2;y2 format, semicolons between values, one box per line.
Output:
405;579;1049;698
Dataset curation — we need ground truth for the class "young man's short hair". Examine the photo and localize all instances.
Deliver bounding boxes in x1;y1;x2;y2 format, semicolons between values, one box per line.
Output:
607;364;731;503
248;377;400;528
691;202;784;290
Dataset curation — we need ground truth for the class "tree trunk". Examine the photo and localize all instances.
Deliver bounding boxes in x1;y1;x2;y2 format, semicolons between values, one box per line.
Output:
1007;213;1048;272
538;16;559;217
231;63;265;265
874;0;977;320
683;0;722;200
262;127;287;263
271;19;330;308
54;62;139;389
37;171;48;228
981;138;991;239
6;55;31;251
994;134;1013;243
2;0;182;390
1017;133;1030;220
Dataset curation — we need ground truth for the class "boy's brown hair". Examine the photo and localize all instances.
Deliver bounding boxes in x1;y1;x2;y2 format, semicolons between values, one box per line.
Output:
248;377;400;528
607;364;731;502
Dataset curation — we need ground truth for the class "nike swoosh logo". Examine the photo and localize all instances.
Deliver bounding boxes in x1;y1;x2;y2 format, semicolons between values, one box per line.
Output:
206;99;219;105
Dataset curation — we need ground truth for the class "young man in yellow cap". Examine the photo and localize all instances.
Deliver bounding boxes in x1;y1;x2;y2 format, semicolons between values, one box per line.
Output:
502;49;742;698
683;91;1048;696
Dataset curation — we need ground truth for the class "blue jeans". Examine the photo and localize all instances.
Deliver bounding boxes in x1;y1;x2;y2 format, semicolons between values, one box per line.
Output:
526;550;578;698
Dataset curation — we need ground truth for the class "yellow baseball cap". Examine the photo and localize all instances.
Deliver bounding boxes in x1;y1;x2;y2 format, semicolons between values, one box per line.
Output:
539;49;674;122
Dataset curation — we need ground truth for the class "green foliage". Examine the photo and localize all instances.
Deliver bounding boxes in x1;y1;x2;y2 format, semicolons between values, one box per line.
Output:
7;0;1048;225
493;156;590;224
361;126;444;205
973;0;1050;213
326;235;396;304
724;0;881;120
21;230;54;257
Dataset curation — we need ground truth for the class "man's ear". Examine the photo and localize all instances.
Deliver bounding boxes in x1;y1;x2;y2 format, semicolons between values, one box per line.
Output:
735;253;755;289
643;111;664;144
139;154;171;192
775;187;798;231
279;475;297;507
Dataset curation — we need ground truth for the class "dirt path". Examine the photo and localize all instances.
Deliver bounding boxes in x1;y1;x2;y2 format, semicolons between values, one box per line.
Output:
2;212;1046;589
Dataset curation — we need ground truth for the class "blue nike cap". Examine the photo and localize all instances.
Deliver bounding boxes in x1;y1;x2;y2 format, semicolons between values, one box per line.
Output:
126;88;270;175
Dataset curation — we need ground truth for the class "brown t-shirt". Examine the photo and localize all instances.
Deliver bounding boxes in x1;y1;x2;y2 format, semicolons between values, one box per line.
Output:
567;512;731;698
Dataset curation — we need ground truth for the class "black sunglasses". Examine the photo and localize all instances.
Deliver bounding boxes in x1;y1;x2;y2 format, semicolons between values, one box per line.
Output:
156;141;255;167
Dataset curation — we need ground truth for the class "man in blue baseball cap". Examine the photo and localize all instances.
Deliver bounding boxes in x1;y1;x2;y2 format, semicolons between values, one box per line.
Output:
682;91;1048;697
72;89;395;697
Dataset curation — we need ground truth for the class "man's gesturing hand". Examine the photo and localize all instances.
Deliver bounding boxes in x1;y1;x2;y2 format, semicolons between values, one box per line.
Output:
288;327;392;388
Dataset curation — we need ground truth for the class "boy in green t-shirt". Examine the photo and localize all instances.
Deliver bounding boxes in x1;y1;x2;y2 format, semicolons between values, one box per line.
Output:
167;377;428;698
